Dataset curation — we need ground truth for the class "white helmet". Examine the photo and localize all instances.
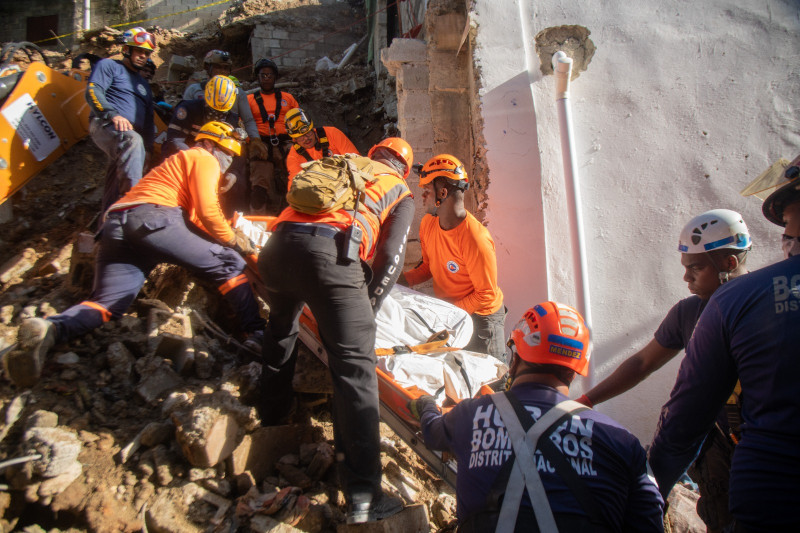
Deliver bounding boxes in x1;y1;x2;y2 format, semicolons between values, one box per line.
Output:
678;209;751;254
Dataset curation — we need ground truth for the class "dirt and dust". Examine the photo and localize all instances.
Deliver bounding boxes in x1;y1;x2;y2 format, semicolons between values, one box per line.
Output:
0;2;453;532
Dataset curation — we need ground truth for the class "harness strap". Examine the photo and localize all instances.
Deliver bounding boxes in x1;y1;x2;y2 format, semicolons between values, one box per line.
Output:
294;127;331;162
491;395;587;533
505;394;605;525
254;90;282;136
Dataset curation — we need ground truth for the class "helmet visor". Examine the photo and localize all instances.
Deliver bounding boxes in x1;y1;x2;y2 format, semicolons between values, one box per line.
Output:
132;31;156;48
741;156;800;200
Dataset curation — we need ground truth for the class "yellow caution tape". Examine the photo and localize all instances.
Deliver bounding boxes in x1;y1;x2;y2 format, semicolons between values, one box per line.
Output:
34;0;232;44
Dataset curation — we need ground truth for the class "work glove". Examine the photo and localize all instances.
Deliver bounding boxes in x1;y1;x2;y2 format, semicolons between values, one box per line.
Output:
249;137;269;161
229;227;258;257
407;395;439;421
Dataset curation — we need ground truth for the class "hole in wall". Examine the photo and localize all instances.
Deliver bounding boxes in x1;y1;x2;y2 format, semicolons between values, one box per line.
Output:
535;25;596;80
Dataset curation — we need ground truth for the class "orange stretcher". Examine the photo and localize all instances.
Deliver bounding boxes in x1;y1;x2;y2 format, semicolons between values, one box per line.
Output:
238;215;499;487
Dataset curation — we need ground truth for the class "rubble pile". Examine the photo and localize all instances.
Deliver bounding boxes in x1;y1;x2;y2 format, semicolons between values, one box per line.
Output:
0;2;452;532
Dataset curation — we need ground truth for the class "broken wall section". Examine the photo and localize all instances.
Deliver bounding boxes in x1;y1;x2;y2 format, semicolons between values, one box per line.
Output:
382;0;480;266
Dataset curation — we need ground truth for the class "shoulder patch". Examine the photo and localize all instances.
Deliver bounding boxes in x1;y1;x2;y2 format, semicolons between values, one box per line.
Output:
175;107;187;120
446;260;460;273
137;83;147;96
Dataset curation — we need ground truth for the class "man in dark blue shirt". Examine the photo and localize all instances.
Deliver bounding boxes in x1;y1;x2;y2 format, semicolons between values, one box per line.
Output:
650;155;800;532
580;209;751;532
410;302;664;532
85;27;155;211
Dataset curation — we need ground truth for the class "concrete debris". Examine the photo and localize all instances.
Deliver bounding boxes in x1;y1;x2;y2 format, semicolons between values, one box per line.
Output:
667;483;706;533
229;425;315;483
336;503;429;533
134;356;183;403
0;391;30;443
54;351;79;365
22;426;82;478
172;401;244;468
430;492;457;528
24;409;58;431
146;492;204;533
0;248;38;285
251;514;305;532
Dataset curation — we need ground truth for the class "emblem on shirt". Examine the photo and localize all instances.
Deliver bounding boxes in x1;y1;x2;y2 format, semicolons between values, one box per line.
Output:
137;83;147;96
281;99;288;106
175;107;187;120
446;261;459;273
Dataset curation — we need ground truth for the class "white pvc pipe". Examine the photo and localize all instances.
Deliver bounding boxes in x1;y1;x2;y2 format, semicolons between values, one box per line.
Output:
84;0;91;31
552;51;593;338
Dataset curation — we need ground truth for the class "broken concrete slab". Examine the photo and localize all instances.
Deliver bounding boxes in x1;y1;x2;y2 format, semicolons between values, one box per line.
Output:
22;426;82;478
228;425;315;483
106;341;135;384
134;356;183;403
336;503;429;532
146;492;204;533
0;248;37;284
667;483;705;533
381;39;428;76
251;514;303;533
173;405;242;468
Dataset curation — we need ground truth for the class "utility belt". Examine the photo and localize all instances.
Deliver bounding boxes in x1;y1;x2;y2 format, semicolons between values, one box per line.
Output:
276;221;363;266
259;133;291;161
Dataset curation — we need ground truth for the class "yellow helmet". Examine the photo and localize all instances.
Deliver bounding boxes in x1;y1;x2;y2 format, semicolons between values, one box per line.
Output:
286;108;314;138
195;121;242;156
204;75;237;113
122;27;156;52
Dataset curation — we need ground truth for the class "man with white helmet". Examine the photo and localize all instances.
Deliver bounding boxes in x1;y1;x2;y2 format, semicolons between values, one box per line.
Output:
3;122;265;388
578;209;749;532
86;27;155;211
649;161;800;531
409;302;664;531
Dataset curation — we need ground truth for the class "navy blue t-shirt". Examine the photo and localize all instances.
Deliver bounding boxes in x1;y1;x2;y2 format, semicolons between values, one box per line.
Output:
650;255;800;531
87;58;153;148
653;295;707;350
419;383;664;531
163;99;239;159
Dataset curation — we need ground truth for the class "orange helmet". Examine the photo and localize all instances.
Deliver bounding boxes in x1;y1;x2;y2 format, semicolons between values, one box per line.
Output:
508;302;591;376
368;137;414;179
419;154;469;190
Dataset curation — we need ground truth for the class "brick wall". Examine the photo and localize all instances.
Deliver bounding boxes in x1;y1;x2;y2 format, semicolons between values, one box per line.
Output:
140;0;230;33
0;0;78;47
251;23;361;68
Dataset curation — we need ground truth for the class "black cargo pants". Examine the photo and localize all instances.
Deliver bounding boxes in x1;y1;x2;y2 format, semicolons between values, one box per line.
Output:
257;226;381;498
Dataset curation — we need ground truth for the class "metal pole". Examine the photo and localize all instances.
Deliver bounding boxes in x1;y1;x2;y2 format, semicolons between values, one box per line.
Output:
552;51;593;336
84;0;91;31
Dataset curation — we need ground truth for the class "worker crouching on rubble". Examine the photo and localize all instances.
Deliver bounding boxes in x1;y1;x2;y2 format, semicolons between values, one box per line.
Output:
285;108;359;185
402;154;506;361
86;27;155;212
4;122;266;388
409;302;665;532
649;155;800;532
256;138;415;524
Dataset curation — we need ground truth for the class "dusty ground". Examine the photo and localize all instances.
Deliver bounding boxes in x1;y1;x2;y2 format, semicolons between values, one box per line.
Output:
0;2;454;532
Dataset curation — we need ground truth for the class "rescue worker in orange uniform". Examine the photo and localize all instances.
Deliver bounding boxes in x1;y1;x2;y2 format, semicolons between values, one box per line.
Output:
5;122;265;388
256;138;414;524
402;154;506;360
284;108;359;185
246;58;300;213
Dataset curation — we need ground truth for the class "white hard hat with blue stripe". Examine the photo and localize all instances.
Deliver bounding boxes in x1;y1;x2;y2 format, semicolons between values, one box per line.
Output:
678;209;752;254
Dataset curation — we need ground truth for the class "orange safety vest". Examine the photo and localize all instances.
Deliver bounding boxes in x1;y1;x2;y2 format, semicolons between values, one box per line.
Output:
271;164;410;261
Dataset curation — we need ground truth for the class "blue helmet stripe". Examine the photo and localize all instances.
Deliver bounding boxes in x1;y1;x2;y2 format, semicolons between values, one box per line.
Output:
547;334;584;350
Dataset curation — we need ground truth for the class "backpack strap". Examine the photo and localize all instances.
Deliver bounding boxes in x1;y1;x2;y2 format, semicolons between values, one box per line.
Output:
316;127;331;157
294;144;314;162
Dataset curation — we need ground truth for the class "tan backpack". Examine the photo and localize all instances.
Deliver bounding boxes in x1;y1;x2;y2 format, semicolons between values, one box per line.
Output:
286;154;377;215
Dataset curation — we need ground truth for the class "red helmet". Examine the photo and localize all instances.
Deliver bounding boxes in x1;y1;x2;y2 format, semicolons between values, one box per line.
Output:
368;137;413;179
419;154;469;189
509;302;591;376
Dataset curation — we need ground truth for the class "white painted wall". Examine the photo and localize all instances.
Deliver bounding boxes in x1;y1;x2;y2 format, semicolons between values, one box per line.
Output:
472;0;799;441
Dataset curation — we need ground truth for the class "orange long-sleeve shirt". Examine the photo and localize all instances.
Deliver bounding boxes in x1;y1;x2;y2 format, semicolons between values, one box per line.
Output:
286;126;359;185
404;212;504;316
247;91;299;137
111;147;234;244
